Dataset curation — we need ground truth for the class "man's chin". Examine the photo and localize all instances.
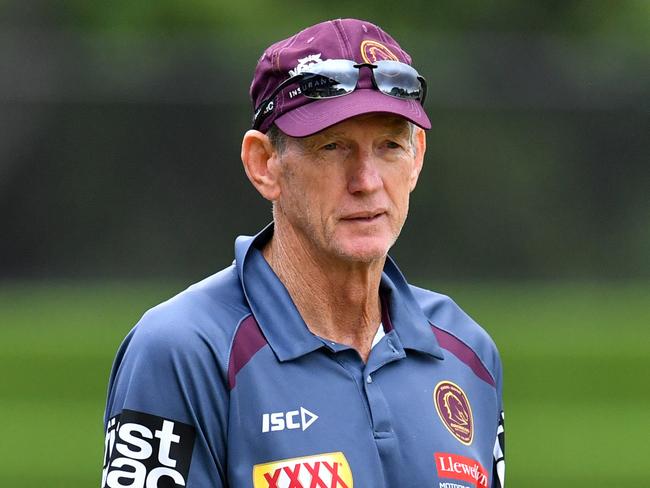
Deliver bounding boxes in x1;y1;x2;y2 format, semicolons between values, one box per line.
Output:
331;237;393;264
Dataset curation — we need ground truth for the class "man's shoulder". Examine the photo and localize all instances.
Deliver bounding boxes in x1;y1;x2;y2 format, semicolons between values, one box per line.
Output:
105;265;249;424
408;284;501;384
124;264;251;362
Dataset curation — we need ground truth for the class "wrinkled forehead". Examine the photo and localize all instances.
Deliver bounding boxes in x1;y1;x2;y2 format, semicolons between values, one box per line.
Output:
282;114;415;157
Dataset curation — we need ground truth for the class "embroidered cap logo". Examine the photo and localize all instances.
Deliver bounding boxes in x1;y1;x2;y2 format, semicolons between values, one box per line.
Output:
360;40;399;63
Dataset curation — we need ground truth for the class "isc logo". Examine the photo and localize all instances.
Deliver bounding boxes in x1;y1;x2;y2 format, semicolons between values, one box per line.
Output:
253;452;353;488
102;410;196;488
262;407;319;433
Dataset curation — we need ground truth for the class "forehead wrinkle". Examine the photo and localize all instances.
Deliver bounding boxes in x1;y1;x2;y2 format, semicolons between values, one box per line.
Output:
287;115;412;153
378;116;412;133
385;124;411;138
361;117;412;140
319;117;410;140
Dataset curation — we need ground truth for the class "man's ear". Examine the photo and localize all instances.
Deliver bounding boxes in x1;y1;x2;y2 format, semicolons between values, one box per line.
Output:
241;130;282;201
409;127;426;191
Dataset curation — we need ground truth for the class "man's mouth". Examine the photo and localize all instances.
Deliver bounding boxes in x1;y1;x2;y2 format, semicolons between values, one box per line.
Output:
341;210;386;222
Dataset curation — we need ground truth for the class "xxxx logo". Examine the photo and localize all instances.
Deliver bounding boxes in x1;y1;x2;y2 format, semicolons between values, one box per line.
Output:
253;452;353;488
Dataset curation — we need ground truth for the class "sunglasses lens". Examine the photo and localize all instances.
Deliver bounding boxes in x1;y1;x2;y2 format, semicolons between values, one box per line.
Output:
253;60;426;129
373;60;423;100
299;59;358;99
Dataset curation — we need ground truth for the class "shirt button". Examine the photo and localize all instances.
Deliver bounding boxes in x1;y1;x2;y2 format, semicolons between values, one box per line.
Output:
366;375;373;384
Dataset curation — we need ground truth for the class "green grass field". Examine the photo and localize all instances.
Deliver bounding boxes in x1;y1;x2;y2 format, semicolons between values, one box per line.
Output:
1;281;648;486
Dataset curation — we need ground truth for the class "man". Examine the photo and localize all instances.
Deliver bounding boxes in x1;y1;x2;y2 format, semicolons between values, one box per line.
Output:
102;18;505;488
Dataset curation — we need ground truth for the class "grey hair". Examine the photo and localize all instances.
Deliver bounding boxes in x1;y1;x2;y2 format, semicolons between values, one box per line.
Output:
406;121;417;155
266;124;289;154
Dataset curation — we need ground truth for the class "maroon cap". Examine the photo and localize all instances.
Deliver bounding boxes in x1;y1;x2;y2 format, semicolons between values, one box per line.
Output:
250;18;431;137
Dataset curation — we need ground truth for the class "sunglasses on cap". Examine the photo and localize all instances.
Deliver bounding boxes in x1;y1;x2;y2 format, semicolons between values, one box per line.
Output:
252;59;427;131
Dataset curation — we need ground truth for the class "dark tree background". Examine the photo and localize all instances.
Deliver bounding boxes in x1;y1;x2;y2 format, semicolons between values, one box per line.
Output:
1;0;648;282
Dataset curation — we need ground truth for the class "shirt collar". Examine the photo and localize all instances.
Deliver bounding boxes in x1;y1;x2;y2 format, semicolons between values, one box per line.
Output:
379;256;444;359
235;223;443;362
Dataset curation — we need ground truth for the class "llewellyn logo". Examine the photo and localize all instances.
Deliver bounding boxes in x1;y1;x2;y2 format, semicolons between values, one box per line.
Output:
435;452;488;488
434;381;474;445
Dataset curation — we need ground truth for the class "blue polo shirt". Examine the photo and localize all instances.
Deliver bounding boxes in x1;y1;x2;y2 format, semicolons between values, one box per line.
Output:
102;224;505;488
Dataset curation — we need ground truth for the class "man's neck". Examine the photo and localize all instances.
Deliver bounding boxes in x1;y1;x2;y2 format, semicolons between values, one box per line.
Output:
262;225;384;362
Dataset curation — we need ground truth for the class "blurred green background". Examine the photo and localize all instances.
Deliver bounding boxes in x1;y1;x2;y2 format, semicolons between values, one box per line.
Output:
1;282;649;486
0;0;648;486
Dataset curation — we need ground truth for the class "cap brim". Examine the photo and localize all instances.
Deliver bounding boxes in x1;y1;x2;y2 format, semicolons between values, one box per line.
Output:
274;89;431;137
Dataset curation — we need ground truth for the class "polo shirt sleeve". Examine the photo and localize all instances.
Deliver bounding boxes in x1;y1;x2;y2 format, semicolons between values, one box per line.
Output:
101;307;229;487
492;356;505;488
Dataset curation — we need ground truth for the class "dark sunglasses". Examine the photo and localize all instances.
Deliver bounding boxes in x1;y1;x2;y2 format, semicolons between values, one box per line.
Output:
252;59;427;130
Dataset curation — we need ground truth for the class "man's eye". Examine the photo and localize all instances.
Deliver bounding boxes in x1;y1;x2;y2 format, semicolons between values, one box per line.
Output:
385;141;402;149
322;142;338;150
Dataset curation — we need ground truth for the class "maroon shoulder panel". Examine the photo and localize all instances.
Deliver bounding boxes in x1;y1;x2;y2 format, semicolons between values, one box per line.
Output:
431;324;496;387
228;315;268;390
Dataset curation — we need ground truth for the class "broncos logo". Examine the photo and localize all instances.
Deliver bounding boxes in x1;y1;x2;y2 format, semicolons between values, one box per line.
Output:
434;381;474;445
443;391;471;434
360;40;399;63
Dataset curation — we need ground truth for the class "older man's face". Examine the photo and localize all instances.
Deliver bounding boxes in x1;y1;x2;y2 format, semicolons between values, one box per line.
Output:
273;113;424;264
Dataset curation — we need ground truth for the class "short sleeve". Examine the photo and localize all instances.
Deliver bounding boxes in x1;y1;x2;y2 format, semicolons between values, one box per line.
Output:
101;310;229;487
492;353;505;488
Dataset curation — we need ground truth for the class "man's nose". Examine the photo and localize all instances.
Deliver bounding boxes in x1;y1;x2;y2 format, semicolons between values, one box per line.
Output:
347;150;383;194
